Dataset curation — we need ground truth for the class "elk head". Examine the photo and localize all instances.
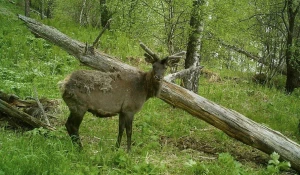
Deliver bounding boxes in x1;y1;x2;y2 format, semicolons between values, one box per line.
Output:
140;42;185;81
140;42;186;97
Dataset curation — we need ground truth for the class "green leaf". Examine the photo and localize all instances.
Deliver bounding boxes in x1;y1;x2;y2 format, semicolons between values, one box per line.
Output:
184;159;197;167
278;161;291;171
270;152;280;161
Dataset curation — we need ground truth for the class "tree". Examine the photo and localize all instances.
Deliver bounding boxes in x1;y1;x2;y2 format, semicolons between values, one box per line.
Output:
208;0;300;92
138;0;190;54
285;0;300;93
100;0;111;28
79;0;87;25
45;0;54;18
253;0;300;92
25;0;30;17
40;0;44;20
182;0;204;93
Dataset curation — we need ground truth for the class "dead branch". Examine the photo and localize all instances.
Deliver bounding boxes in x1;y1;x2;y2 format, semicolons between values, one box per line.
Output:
0;99;55;130
33;87;50;126
0;90;58;130
164;66;203;82
92;18;112;48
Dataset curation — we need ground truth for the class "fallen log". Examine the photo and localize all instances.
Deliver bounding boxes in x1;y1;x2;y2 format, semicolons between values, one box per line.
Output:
0;91;56;130
18;14;300;172
0;99;55;130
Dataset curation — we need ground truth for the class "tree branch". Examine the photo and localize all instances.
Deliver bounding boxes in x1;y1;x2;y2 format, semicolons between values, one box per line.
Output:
164;66;203;82
33;87;50;126
92;18;112;48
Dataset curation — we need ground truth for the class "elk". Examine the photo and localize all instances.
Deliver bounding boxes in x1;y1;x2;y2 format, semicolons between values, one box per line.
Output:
59;43;185;151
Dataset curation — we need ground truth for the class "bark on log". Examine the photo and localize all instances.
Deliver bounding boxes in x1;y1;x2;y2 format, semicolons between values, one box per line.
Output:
0;99;55;131
18;14;300;172
0;91;56;130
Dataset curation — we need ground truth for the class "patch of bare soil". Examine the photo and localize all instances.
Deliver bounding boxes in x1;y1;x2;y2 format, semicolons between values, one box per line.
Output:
160;135;269;167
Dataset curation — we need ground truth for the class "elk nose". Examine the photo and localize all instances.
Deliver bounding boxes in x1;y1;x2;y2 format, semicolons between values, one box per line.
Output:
154;75;162;81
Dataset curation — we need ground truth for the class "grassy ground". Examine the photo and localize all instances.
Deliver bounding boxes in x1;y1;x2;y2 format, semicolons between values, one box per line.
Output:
1;1;300;174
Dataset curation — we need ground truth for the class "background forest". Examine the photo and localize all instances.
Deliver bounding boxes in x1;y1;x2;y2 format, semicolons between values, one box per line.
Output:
1;0;300;174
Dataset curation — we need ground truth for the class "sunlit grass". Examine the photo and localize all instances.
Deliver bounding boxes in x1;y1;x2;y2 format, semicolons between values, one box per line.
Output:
0;1;299;174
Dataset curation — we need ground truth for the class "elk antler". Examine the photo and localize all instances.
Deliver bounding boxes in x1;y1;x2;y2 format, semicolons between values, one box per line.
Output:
140;42;160;63
166;51;186;66
140;42;186;66
169;51;186;58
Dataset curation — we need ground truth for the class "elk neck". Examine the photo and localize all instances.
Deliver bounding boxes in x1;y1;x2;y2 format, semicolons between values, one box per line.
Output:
144;70;163;99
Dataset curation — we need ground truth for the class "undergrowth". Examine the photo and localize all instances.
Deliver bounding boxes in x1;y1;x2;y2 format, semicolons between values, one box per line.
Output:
0;1;299;174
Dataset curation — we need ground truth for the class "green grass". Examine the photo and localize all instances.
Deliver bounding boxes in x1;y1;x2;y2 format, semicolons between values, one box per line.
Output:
199;72;300;141
0;1;300;174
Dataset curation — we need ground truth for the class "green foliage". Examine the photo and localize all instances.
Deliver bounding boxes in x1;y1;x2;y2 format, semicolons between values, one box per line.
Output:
183;153;293;175
184;153;246;175
266;152;291;174
0;1;300;174
0;2;78;97
0;129;75;175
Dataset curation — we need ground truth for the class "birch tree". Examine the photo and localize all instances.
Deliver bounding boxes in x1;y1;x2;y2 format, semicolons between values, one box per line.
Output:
182;0;204;93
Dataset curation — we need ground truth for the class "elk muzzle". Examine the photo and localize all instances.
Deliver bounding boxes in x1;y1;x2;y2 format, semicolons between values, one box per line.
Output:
154;75;163;81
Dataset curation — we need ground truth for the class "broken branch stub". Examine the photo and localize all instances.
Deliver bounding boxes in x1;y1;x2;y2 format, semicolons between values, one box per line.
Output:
33;87;50;126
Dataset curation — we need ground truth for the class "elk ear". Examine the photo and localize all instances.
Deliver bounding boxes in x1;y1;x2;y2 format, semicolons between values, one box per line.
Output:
160;57;169;65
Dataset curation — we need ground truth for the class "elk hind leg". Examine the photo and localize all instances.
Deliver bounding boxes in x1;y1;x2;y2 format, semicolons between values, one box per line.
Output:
125;112;134;152
116;113;126;148
65;109;86;148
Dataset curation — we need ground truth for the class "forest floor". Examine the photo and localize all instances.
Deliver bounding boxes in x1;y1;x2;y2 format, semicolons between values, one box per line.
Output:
0;1;300;174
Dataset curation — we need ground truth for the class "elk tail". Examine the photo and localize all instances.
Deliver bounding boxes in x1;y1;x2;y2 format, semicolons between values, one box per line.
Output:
57;75;70;94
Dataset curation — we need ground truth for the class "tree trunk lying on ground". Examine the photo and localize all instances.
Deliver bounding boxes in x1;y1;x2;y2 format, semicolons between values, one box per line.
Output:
0;91;55;130
18;14;300;172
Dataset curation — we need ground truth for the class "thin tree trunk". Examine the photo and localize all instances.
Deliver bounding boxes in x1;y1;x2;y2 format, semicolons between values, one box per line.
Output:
18;14;300;172
285;0;300;93
182;0;204;93
79;0;86;26
24;0;30;17
100;0;110;28
40;0;44;20
45;0;53;18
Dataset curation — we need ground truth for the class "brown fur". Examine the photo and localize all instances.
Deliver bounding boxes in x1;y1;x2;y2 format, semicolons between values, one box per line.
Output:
62;70;158;118
61;58;173;151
